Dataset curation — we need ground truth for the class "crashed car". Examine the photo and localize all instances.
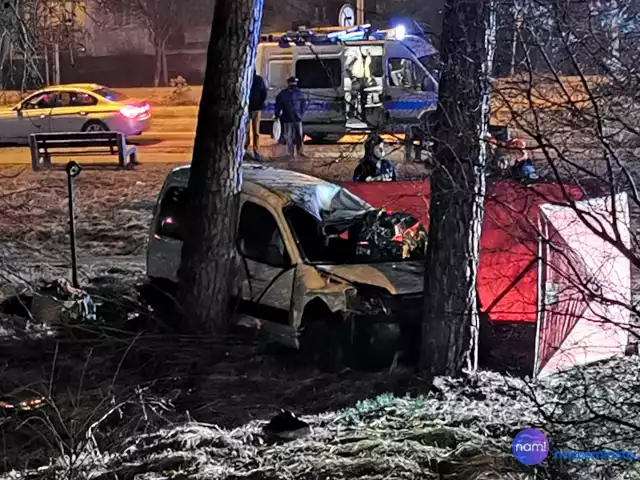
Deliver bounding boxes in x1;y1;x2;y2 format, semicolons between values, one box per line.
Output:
146;163;427;364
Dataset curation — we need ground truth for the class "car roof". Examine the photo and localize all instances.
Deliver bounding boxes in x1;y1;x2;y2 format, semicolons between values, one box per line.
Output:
50;83;101;91
26;84;103;96
167;164;336;203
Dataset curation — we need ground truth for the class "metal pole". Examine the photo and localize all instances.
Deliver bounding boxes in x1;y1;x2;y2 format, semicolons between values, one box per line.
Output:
356;0;365;25
53;42;60;84
66;161;82;288
533;233;545;378
44;44;50;86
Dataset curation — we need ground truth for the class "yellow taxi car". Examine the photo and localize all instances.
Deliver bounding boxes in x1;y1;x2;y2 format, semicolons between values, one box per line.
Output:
0;83;151;144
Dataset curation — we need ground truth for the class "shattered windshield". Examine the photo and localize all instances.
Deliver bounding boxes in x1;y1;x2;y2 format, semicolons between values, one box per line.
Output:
285;187;427;264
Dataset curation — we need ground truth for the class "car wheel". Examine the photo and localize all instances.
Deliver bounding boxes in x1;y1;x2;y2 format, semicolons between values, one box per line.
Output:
82;120;109;132
299;307;349;372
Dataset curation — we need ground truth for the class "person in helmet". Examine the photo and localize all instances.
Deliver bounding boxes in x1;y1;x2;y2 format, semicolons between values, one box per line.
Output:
353;133;397;182
506;138;538;182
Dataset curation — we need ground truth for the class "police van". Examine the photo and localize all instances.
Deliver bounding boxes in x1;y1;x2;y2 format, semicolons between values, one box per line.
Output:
256;24;440;142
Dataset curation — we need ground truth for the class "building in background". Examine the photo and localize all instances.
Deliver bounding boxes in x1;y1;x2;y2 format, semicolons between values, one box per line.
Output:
48;0;446;86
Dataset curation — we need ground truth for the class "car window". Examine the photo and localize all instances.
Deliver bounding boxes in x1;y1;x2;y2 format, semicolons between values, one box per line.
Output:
52;92;72;108
388;58;425;89
71;92;97;107
93;87;128;102
238;201;290;267
21;92;55;110
155;186;187;240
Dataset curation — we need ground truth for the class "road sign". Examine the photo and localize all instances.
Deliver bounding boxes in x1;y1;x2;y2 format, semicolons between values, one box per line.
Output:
339;4;355;27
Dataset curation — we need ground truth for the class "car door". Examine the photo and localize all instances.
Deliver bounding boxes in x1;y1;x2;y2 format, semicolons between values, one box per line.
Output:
293;47;345;127
5;92;54;141
48;91;96;133
236;197;297;327
383;42;436;129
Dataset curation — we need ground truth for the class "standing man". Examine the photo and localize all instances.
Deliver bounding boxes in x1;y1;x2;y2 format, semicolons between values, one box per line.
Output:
246;71;268;153
275;77;307;158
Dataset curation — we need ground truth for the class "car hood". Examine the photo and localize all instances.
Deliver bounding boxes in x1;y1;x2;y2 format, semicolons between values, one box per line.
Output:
319;261;424;295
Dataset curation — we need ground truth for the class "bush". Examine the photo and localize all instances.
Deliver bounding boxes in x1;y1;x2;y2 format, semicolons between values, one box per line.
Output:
164;76;197;106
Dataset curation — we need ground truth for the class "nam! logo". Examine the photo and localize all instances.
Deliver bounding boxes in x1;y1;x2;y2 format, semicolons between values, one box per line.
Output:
512;428;549;465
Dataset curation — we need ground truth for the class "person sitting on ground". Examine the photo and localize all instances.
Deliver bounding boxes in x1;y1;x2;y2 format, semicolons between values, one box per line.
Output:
353;133;397;182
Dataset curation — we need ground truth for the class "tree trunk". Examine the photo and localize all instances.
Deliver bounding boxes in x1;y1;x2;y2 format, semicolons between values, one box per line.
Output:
420;0;497;377
177;0;264;334
161;40;169;86
153;41;162;87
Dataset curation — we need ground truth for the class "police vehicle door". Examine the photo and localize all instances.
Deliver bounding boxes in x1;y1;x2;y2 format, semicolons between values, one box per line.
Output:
382;41;435;128
292;46;345;128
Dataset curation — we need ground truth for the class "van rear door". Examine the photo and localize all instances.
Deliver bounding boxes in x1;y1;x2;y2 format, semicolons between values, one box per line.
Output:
292;45;345;131
259;45;293;135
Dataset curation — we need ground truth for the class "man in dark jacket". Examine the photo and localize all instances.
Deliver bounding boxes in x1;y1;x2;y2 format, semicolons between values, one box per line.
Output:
246;72;268;152
275;77;307;158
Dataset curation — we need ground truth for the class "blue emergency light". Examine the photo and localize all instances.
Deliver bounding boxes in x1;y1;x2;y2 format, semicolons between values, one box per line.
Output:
274;24;390;48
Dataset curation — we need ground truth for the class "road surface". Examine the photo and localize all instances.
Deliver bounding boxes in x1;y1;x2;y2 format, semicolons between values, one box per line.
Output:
0;109;409;165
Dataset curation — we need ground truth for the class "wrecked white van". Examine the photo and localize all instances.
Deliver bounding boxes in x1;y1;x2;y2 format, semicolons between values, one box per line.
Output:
147;164;427;365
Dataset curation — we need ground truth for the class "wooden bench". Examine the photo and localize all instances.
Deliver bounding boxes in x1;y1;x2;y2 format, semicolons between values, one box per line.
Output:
29;132;138;171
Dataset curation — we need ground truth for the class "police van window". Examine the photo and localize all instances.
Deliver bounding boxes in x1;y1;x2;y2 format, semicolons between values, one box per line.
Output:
387;58;424;89
370;56;383;78
295;58;341;89
238;201;290;267
268;60;290;88
156;187;186;240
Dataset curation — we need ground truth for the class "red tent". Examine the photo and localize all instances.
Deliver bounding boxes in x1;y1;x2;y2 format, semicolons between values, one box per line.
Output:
341;180;631;376
341;179;584;322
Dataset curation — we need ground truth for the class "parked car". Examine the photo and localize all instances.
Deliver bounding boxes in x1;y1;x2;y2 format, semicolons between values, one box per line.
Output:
147;163;428;367
0;83;151;144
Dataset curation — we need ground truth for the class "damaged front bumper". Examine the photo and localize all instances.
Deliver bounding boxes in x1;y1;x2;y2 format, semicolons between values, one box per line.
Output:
346;290;423;365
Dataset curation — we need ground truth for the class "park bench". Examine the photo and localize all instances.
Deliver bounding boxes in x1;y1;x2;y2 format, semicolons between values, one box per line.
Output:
29;132;138;171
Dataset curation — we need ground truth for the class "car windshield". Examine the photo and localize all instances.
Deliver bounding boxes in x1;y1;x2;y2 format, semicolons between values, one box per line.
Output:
93;87;128;102
285;190;427;265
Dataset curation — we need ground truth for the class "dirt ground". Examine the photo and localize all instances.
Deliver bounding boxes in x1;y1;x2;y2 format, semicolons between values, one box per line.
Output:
0;158;433;473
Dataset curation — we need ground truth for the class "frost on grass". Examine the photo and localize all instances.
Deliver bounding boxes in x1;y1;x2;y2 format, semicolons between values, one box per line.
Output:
2;352;640;479
5;356;640;480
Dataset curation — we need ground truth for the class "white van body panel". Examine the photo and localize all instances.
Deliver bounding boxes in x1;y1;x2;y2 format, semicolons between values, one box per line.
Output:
256;32;439;137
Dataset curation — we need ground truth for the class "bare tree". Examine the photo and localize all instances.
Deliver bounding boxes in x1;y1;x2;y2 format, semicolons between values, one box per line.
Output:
419;0;497;377
177;0;263;334
97;0;211;86
1;0;85;89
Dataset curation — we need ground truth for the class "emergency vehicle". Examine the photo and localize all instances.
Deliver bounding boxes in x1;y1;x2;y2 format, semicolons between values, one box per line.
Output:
256;24;440;141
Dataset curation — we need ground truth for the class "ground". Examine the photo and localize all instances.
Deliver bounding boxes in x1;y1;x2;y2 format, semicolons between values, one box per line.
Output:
0;155;432;474
1;94;639;477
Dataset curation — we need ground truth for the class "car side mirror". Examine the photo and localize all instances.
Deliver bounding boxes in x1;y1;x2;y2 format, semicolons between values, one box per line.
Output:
421;75;437;92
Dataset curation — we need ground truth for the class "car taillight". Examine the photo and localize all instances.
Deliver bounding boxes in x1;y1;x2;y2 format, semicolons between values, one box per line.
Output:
120;103;150;119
